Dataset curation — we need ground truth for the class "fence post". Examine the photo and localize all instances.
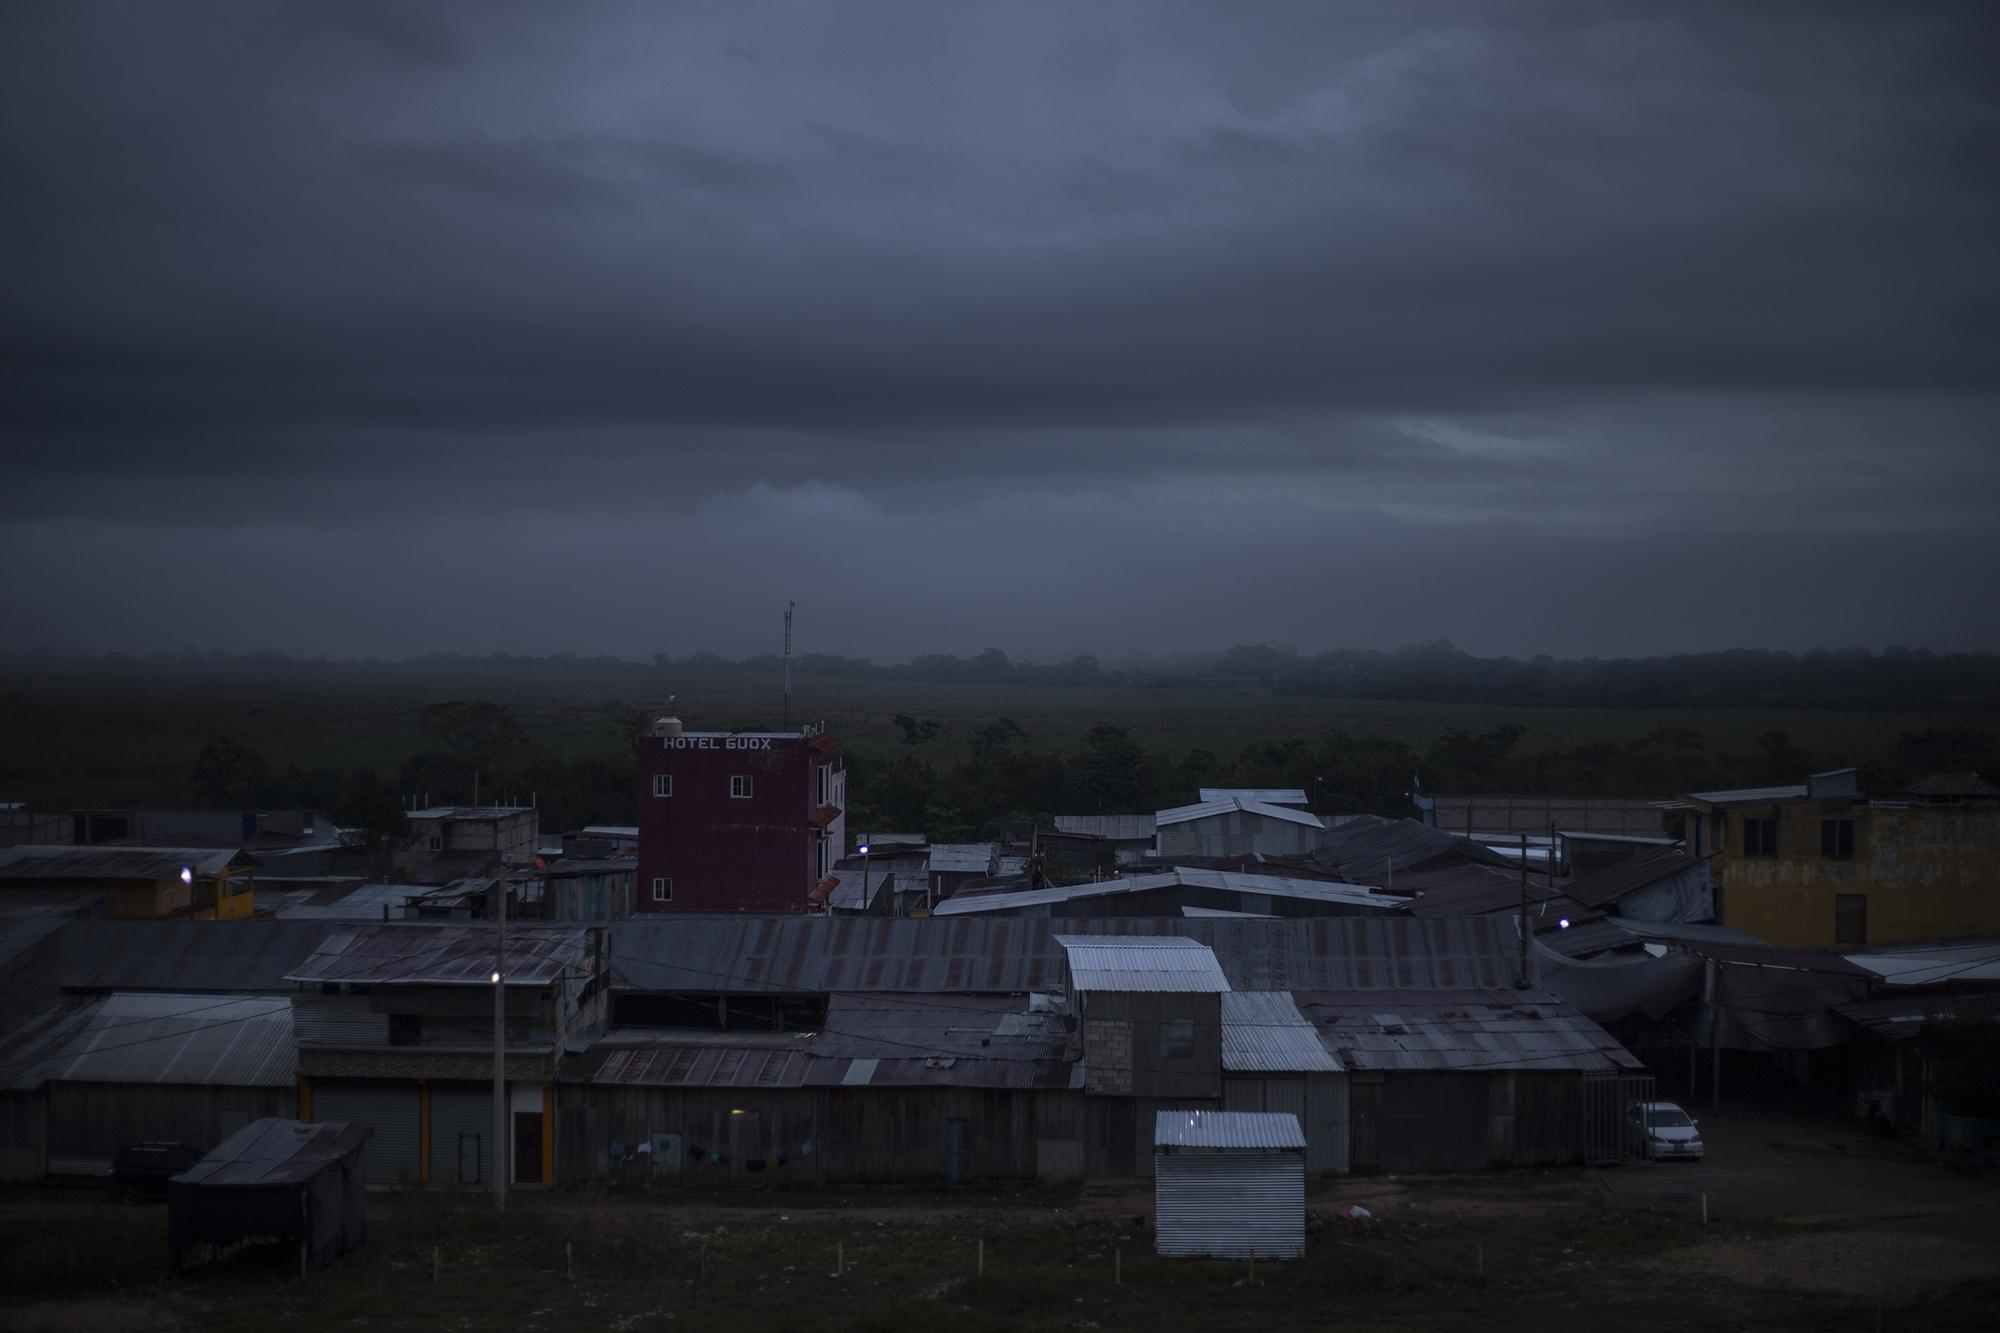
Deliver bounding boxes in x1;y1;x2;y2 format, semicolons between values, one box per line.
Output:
1115;1247;1122;1286
977;1237;984;1278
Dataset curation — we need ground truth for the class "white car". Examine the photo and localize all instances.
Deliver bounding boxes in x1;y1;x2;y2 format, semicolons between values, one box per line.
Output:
1629;1100;1705;1161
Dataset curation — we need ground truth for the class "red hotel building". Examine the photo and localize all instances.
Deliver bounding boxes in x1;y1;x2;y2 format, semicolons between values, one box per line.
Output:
635;717;846;912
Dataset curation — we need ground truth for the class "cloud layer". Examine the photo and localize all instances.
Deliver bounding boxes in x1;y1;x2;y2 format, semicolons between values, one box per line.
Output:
4;1;1996;658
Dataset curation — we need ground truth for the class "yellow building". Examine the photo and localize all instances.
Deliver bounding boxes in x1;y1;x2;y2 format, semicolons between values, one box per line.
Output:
0;845;258;919
1676;769;2000;948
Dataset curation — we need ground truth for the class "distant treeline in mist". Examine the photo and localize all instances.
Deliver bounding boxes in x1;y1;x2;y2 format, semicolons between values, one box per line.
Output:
667;642;2000;711
9;642;2000;711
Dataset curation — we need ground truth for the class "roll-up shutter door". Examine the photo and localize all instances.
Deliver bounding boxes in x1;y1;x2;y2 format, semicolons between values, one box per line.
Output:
314;1083;421;1187
428;1083;497;1187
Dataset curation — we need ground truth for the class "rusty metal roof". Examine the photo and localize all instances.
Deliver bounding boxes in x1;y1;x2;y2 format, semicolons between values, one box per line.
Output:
1221;991;1341;1072
605;916;1521;995
1296;988;1641;1072
284;924;587;987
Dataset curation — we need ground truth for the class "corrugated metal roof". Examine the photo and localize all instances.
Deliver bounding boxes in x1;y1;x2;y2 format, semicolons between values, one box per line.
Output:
1842;943;2000;987
1220;991;1341;1072
174;1119;370;1187
580;1044;818;1088
0;994;103;1090
1157;799;1324;830
1907;772;2000;798
1154;1109;1305;1151
605;915;1523;995
1392;863;1591;920
931;868;1398;917
928;844;998;875
1562;849;1706;909
1312;816;1508;885
1296;988;1641;1072
1056;935;1230;992
579;825;639;838
43;992;295;1087
1679;784;1809;807
1833;991;2000;1038
0;845;254;881
285;924;586;987
275;883;441;920
59;920;335;992
1052;815;1157;841
1199;788;1310;807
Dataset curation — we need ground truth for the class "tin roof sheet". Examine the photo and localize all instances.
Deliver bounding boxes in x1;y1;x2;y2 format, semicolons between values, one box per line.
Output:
1833;991;2000;1038
59;920;335;992
1679;784;1809;807
1051;815;1158;841
0;845;254;881
1295;988;1641;1071
1055;935;1229;992
1220;991;1341;1072
1156;799;1324;830
930;868;1398;917
41;992;295;1087
1842;943;2000;987
929;844;998;874
174;1119;371;1187
285;924;587;986
1198;788;1310;807
605;915;1521;994
1154;1109;1305;1151
1562;849;1706;908
1312;816;1508;885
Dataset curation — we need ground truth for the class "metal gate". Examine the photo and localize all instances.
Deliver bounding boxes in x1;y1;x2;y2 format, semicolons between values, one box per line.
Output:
1582;1071;1654;1165
429;1084;495;1187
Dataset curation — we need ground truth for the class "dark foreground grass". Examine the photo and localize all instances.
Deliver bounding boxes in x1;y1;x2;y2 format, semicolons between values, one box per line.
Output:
4;1185;1995;1333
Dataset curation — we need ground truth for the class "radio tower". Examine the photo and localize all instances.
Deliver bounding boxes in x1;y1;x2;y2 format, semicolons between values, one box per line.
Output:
782;601;795;728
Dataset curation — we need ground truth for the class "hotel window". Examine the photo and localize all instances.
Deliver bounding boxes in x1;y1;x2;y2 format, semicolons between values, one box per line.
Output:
1741;817;1778;857
652;877;672;903
730;775;754;799
1820;818;1854;860
652;773;673;798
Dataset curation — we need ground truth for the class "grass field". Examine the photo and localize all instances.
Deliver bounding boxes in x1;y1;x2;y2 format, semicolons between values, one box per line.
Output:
1;658;1987;808
4;1178;1995;1332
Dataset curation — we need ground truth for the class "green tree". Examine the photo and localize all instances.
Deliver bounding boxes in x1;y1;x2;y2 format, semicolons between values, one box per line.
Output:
188;736;270;808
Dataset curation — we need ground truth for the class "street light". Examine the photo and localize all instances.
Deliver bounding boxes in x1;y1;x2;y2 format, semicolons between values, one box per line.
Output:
856;839;871;916
179;866;193;886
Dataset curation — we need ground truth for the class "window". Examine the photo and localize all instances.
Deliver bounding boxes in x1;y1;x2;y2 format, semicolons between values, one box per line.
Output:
652;773;673;798
817;764;830;805
427;835;444;851
730;775;754;799
1741;817;1778;857
388;1013;422;1047
1821;818;1854;860
652;877;672;903
1835;893;1868;946
817;838;831;878
1158;1017;1196;1060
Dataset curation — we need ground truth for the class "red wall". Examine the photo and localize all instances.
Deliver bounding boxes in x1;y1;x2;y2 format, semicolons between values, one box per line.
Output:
636;733;826;912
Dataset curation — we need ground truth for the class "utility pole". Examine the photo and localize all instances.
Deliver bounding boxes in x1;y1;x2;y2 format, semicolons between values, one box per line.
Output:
493;874;507;1214
1516;832;1531;988
1708;956;1722;1112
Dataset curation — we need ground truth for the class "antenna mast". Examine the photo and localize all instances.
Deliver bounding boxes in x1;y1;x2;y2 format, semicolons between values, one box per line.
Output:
782;600;795;728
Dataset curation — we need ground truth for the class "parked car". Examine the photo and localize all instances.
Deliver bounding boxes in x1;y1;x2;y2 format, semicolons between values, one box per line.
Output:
1627;1101;1704;1161
110;1142;202;1200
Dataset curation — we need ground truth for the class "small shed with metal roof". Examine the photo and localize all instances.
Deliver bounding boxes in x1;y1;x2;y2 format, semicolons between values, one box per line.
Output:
1153;1109;1307;1259
1155;798;1324;860
168;1118;370;1274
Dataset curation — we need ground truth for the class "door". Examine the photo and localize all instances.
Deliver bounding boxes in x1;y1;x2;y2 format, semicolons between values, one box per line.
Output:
513;1111;543;1185
946;1119;967;1184
429;1084;494;1186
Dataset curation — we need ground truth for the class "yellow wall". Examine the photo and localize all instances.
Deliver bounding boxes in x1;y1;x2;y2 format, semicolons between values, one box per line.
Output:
1712;802;2000;947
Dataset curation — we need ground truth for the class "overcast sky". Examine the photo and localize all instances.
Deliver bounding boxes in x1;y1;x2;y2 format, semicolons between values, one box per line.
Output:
3;1;1996;662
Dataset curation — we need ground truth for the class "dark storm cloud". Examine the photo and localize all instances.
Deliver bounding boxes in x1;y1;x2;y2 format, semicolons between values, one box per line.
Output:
2;0;1997;657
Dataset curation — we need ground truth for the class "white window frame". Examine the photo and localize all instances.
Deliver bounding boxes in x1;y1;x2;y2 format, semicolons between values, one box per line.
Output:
652;877;672;903
652;773;673;798
730;775;754;799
